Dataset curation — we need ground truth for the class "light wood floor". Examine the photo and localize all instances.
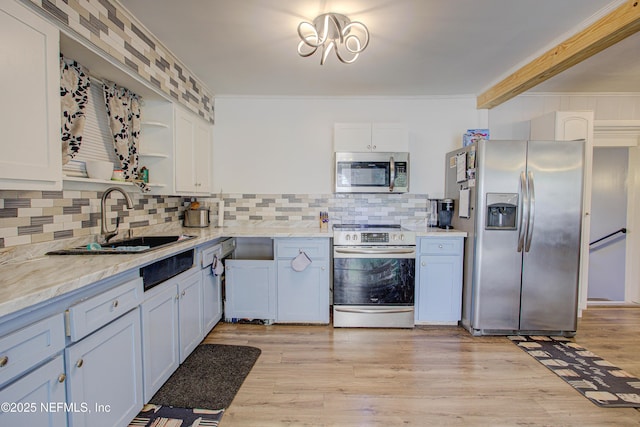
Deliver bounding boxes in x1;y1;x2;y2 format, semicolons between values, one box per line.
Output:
202;306;640;426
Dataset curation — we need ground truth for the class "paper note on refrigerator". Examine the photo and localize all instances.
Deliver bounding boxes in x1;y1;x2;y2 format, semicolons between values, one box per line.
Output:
456;153;467;182
459;188;470;218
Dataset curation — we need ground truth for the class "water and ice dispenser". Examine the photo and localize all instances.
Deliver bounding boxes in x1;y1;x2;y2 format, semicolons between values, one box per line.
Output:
486;193;517;230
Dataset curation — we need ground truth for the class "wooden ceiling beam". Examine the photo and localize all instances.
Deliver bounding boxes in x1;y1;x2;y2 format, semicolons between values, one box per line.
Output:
477;0;640;109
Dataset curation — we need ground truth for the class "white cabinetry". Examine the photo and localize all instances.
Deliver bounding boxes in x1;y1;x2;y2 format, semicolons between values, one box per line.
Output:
225;260;276;321
334;123;408;152
0;0;61;191
177;270;204;362
0;313;66;427
175;107;212;195
415;237;464;324
140;282;179;402
530;111;594;313
201;263;223;333
65;308;142;427
275;238;330;324
0;356;67;427
140;268;203;402
64;277;143;427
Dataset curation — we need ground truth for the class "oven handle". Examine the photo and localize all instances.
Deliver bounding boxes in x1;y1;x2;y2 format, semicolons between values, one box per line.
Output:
334;247;416;255
334;307;414;314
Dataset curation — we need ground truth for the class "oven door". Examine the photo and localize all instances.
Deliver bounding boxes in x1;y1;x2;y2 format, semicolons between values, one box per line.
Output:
333;246;415;327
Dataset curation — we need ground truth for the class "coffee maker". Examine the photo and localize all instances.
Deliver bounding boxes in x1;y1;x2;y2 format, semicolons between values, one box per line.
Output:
438;199;454;229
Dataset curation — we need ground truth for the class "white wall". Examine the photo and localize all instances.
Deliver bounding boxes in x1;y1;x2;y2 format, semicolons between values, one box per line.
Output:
212;96;487;196
489;93;640;139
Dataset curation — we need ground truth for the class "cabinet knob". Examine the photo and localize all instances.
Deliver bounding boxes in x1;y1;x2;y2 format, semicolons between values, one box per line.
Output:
367;145;371;150
321;266;325;271
372;145;376;150
112;299;119;309
58;373;66;383
0;356;8;367
76;359;84;368
181;290;186;297
438;244;443;249
175;294;180;300
421;261;426;267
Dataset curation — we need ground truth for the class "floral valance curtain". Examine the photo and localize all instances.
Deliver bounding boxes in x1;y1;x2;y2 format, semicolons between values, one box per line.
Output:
60;55;91;165
103;82;148;192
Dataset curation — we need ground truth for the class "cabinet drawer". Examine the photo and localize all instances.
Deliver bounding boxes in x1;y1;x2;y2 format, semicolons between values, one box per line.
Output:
275;238;329;260
0;313;65;387
419;238;463;255
66;277;143;342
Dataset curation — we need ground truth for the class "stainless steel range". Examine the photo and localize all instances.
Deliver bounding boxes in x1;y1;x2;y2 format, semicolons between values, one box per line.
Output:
333;224;416;328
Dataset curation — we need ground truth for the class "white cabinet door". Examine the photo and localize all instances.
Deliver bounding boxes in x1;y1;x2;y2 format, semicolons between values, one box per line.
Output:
0;0;61;190
194;118;212;193
201;267;222;335
334;123;372;152
415;237;464;324
416;255;462;323
66;308;143;427
334;123;408;152
372;123;409;152
225;260;276;321
0;355;66;427
141;283;179;403
174;107;212;195
178;270;203;363
276;261;329;323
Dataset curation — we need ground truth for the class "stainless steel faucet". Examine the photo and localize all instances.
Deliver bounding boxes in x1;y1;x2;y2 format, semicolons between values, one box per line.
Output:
101;187;134;243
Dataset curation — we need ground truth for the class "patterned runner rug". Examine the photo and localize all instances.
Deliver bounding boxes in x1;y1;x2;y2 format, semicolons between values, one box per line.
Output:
509;335;640;407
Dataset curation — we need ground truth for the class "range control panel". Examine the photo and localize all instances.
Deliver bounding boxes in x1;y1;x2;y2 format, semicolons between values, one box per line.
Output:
361;232;389;243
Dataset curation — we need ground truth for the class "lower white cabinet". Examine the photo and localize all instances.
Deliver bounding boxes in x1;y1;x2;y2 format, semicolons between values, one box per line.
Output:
415;237;464;324
0;355;67;427
225;260;276;321
275;238;330;324
65;308;143;427
201;267;222;333
140;282;179;403
140;268;204;402
178;270;204;362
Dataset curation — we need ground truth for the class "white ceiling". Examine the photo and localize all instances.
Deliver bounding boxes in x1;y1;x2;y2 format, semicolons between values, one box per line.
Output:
121;0;640;99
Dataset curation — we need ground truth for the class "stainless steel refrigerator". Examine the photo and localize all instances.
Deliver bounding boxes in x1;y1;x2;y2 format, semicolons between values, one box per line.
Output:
445;139;585;336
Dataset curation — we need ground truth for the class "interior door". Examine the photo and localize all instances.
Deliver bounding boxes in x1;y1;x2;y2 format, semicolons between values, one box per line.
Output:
588;147;628;302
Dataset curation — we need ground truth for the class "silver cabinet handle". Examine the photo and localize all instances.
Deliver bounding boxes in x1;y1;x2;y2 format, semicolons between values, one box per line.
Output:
76;359;84;368
0;356;8;367
58;373;66;383
438;244;443;249
181;290;186;297
421;261;426;266
372;145;377;150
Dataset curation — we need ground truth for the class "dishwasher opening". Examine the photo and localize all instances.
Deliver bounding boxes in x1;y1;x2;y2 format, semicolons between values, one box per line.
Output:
140;249;194;291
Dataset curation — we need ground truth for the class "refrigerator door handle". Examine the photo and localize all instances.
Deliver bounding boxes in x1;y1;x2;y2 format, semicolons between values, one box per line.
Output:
525;171;536;252
517;171;528;252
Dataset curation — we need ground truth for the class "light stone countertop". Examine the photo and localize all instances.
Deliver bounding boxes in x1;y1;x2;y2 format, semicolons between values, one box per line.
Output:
0;224;465;321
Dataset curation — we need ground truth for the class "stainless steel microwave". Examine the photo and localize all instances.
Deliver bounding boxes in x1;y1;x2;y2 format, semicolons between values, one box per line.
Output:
335;152;409;193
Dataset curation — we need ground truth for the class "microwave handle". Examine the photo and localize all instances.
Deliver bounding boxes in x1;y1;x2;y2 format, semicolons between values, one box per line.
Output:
389;156;395;192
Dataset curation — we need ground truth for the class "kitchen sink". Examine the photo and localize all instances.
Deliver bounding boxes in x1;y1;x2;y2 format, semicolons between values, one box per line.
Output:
46;235;196;255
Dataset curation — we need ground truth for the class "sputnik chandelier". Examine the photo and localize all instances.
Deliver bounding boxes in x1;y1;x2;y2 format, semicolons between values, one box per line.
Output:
297;13;369;65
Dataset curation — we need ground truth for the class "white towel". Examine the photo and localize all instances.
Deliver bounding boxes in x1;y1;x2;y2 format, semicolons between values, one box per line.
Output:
291;251;312;272
212;256;225;276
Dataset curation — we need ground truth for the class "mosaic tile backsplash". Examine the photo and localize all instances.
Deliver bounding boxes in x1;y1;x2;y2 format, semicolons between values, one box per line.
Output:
24;0;215;122
0;192;431;249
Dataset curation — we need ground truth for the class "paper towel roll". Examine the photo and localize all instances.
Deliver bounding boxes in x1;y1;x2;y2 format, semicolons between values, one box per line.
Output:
217;200;224;227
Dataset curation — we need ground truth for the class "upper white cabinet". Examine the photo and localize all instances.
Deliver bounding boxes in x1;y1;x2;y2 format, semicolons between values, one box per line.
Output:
0;0;62;191
334;123;408;152
175;106;212;195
